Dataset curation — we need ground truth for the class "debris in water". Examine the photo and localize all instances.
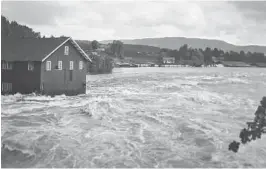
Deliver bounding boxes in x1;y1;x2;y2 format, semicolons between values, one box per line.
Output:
80;108;92;117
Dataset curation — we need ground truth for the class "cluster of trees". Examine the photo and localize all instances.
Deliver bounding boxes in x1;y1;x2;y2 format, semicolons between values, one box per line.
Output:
106;40;124;59
1;16;41;39
87;40;116;74
89;54;113;74
158;44;266;65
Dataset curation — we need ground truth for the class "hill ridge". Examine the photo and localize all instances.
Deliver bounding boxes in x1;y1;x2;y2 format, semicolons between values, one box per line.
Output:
101;37;266;54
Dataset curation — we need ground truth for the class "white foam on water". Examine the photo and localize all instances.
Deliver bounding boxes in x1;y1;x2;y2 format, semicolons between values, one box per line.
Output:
2;67;266;168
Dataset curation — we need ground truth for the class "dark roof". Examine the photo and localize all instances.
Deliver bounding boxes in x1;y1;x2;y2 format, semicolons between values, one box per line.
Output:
2;37;68;61
1;37;92;62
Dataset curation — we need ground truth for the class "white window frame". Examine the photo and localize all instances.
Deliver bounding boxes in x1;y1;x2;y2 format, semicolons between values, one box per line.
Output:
2;82;12;92
46;61;51;71
79;61;83;70
2;62;13;70
2;62;6;69
64;46;69;55
58;61;62;70
28;62;34;71
7;62;12;70
70;61;74;70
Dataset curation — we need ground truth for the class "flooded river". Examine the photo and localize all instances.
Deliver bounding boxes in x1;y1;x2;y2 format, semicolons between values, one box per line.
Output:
1;67;266;167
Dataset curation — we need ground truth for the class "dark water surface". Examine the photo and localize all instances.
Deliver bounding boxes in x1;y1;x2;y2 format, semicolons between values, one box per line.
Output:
1;67;266;168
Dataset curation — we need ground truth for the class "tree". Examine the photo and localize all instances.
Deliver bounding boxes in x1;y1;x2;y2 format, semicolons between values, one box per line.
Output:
179;44;188;60
156;55;164;66
240;50;246;62
89;53;114;74
1;15;10;37
110;40;124;59
224;52;230;61
91;40;99;50
204;47;212;65
1;16;41;38
212;48;220;58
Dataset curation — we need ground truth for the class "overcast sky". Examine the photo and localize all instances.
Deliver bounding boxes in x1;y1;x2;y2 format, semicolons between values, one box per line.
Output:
1;1;266;45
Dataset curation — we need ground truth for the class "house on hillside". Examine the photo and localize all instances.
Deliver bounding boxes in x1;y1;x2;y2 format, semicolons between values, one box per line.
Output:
1;37;92;95
163;57;175;64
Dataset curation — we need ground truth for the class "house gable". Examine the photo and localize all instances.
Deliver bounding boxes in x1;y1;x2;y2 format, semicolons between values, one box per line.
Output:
40;40;88;95
42;38;92;63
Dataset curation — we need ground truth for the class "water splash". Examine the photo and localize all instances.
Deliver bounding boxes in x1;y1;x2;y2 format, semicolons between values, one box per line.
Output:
2;67;266;168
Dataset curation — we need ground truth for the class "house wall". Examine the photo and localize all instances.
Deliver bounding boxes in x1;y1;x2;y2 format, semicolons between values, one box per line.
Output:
163;58;175;64
1;61;41;94
41;41;88;96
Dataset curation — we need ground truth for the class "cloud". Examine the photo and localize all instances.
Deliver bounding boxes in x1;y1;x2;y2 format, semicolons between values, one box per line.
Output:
1;1;67;26
230;1;266;22
1;1;266;45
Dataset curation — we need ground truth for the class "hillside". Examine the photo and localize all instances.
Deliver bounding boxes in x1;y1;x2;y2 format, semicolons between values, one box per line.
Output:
1;15;41;38
77;40;161;63
101;37;266;54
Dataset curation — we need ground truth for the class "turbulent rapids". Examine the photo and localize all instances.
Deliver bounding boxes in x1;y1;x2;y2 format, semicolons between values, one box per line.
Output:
1;67;266;168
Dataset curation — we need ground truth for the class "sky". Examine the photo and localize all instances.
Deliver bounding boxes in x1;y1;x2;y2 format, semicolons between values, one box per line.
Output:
1;0;266;45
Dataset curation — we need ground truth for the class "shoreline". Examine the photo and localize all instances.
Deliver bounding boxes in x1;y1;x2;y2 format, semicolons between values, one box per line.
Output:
114;65;265;68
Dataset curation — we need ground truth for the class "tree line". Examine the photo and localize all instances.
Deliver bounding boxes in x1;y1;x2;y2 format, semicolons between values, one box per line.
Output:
1;16;41;39
86;40;125;74
158;44;266;65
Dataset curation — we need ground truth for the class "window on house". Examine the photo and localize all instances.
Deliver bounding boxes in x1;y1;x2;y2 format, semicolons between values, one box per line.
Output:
46;61;51;71
64;46;69;55
28;62;34;71
2;62;13;70
79;61;83;70
7;62;13;70
2;83;12;92
69;61;74;70
2;62;6;69
58;61;62;70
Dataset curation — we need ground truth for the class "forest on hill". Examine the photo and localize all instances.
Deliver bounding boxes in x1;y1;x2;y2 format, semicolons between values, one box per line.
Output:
1;15;41;39
102;37;266;54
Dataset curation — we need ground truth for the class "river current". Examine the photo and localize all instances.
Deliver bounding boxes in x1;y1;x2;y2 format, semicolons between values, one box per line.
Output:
1;67;266;168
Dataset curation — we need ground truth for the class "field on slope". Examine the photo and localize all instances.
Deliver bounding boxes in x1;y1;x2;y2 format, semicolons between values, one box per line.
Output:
2;67;266;168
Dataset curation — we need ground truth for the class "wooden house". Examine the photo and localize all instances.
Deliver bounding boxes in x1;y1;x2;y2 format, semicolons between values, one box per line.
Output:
1;37;92;96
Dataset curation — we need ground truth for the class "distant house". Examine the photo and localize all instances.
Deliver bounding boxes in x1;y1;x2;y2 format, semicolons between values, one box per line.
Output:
163;57;175;64
212;57;223;64
1;37;92;95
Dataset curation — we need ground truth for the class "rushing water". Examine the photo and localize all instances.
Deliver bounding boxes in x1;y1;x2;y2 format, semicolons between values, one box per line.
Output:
1;67;266;168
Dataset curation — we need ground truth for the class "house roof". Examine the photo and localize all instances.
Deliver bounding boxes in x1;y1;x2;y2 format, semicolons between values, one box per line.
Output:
2;37;92;62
